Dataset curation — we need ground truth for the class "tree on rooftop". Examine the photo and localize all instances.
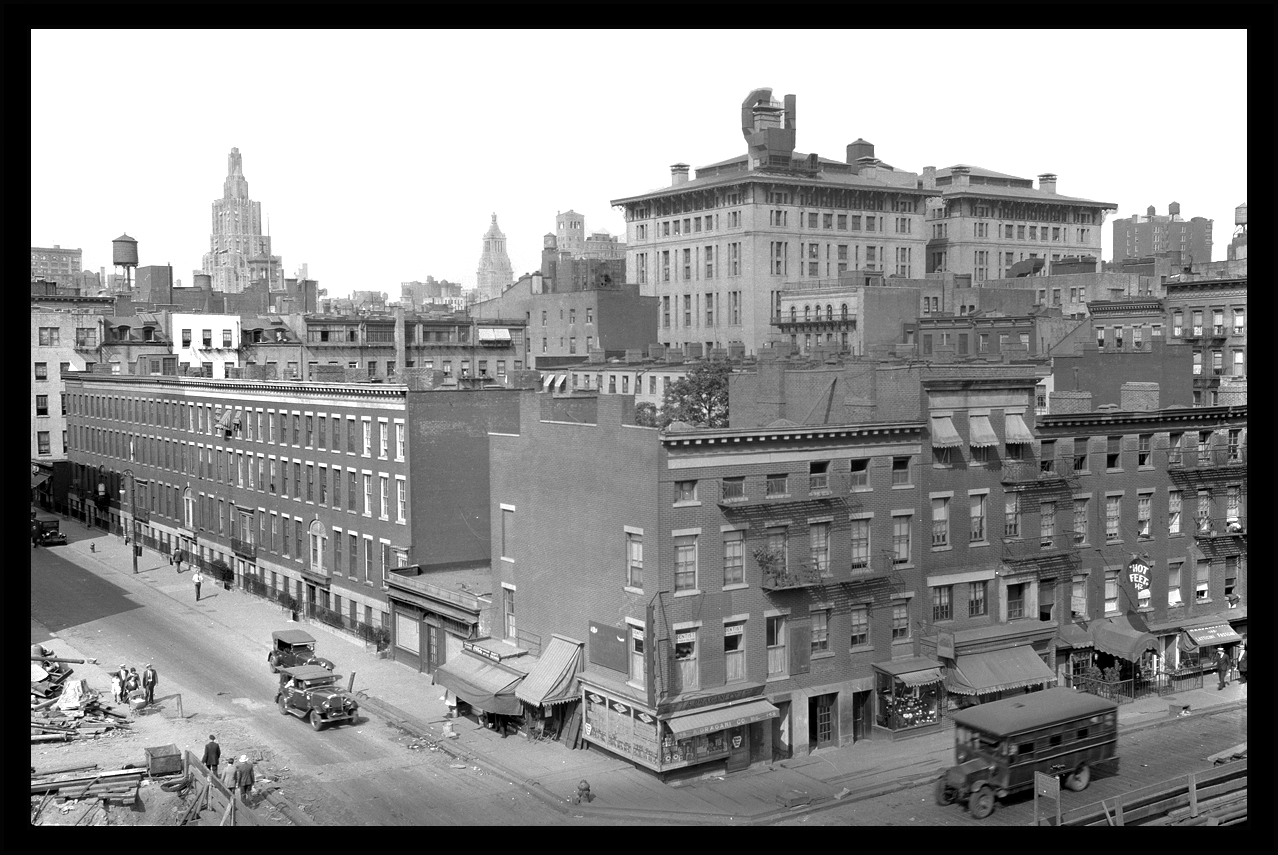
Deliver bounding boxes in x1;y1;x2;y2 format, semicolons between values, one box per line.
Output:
658;362;731;429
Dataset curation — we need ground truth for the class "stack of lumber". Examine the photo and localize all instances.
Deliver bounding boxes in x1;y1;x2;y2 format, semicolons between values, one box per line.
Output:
31;697;130;743
30;765;144;806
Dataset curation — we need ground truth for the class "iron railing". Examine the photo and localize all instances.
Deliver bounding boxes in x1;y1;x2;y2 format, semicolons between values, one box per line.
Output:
1070;669;1202;704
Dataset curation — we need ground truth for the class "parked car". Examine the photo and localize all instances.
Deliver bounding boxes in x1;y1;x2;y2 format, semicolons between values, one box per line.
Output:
33;513;66;545
267;629;334;674
275;665;359;731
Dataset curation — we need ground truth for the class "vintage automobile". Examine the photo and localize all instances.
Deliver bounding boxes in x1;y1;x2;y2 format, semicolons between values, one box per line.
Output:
275;665;359;731
33;513;67;545
935;687;1119;819
267;629;334;674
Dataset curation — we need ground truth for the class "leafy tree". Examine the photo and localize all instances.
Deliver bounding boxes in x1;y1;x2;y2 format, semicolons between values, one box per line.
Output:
633;401;660;427
659;362;731;429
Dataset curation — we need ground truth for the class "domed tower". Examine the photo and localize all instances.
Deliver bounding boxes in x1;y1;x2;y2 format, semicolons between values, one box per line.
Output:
475;213;514;300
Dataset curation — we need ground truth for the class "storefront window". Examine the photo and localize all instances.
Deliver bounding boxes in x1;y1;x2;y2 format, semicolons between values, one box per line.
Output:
875;670;942;730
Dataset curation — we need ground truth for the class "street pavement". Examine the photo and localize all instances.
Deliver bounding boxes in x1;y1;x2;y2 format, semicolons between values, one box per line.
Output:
39;520;1249;825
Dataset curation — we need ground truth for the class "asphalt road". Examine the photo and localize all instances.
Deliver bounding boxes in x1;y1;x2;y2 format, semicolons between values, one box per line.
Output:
31;541;612;826
778;706;1247;826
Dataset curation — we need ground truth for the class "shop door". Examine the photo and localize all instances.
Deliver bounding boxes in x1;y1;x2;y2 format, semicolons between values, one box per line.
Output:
726;726;749;772
425;624;441;673
809;694;836;750
772;701;792;761
306;583;317;607
851;691;869;742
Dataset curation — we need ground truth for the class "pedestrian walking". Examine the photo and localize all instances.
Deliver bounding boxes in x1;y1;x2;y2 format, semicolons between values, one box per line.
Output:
115;663;130;695
233;754;255;804
1236;645;1247;684
1215;647;1233;690
142;663;158;706
32;522;41;548
193;569;203;601
174;549;183;573
201;735;221;776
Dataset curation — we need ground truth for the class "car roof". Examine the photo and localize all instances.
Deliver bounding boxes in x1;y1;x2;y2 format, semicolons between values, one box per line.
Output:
272;629;317;644
279;665;339;681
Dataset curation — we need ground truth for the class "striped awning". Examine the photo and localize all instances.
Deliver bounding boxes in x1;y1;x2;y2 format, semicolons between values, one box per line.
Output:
1004;413;1035;445
969;415;999;448
931;416;962;448
515;636;582;707
946;646;1055;696
898;667;944;687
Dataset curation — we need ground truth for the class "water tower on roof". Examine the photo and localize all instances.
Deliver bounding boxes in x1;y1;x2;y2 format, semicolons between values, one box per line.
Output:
112;233;139;292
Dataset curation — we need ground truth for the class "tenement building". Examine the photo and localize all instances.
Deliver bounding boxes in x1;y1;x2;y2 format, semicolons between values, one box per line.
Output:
1163;276;1246;406
62;373;521;652
1112;203;1213;267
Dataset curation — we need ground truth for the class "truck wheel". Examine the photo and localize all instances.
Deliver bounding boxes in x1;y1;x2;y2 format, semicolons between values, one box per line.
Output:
934;774;957;806
278;696;288;715
310;711;325;731
268;652;279;673
968;785;996;819
1065;763;1090;792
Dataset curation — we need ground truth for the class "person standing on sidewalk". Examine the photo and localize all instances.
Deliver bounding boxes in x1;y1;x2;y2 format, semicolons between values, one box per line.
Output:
174;549;183;573
193;569;203;601
1236;643;1247;683
142;663;158;706
1215;647;1233;690
233;754;255;803
201;735;221;777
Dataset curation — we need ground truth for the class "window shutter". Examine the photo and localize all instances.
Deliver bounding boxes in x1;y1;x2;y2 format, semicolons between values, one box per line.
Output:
790;622;811;675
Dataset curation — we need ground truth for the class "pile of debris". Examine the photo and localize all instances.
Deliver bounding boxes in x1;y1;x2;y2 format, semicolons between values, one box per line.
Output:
32;678;131;743
30;764;144;813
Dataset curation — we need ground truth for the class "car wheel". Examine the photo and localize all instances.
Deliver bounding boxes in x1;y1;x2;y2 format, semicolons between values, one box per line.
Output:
267;652;279;673
968;785;996;819
1065;763;1090;792
278;696;288;715
934;774;957;806
310;710;325;731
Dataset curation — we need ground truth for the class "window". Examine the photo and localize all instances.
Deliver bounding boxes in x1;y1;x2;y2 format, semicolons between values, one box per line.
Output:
308;522;326;574
1106;495;1121;542
891;604;910;640
970;494;987;543
968;581;987;617
35;362;48;380
721;476;745;502
675;480;697;503
1193;559;1210;602
504;587;517;640
810;522;831;576
932;586;952;622
1168;489;1182;534
629;627;645;685
362;473;372;515
891;456;911;486
379;476;389;519
1074;498;1089;545
1040;501;1056;547
1197;431;1212;464
674;535;698;592
1168;562;1183;606
1073;438;1089;472
932;497;950;547
766;474;788;497
892;514;912;565
1168;432;1183;466
933;445;952;467
37;431;51;454
766;616;787;676
36;394;49;416
723;530;744;586
1005;492;1021;537
1138;434;1152;467
1103;570;1120;613
724;622;746;682
626;532;643;589
1233;308;1244;335
810;610;831;654
849;459;869;488
849;517;870;570
1007;583;1027;620
362;420;371;456
396;478;407;523
765;527;788;576
1137;493;1152;538
1107;436;1121;470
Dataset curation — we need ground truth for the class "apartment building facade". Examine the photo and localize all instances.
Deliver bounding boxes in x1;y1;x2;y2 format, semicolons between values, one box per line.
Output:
1112;203;1213;266
31;245;84;288
1164;277;1246;406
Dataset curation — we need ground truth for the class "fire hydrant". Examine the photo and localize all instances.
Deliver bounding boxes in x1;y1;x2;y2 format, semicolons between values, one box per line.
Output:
573;779;593;804
89;543;96;553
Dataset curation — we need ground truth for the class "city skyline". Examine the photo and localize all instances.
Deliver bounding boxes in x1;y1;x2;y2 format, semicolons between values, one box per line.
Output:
31;29;1247;299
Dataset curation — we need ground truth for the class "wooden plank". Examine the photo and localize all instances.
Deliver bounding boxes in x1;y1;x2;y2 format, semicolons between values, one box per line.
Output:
32;762;99;777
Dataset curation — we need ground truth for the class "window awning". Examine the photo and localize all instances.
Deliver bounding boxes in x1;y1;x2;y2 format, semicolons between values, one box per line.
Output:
946;645;1056;696
1182;623;1243;649
1054;623;1093;649
31;473;51;489
1004;413;1035;445
542;375;555;391
431;651;525;716
1090;614;1158;662
232;408;242;427
968;415;999;448
931;415;962;448
217;408;233;430
898;668;944;687
556;375;568;392
664;698;779;739
515;636;583;707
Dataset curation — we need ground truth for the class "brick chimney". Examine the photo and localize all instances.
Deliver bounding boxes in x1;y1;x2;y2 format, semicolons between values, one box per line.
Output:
394;305;406;380
921;165;937;190
951;166;971;186
1050;390;1092;413
648;343;666;360
1120;382;1159;412
1038;173;1057;194
671;163;690;186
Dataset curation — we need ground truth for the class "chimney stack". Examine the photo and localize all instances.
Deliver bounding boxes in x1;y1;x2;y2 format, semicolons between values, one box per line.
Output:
921;165;937;190
1038;173;1057;195
1120;382;1160;412
671;163;690;186
1050;390;1092;414
951;166;971;186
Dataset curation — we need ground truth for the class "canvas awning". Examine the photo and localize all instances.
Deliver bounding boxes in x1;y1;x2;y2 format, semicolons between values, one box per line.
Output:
946;645;1056;696
515;636;582;707
31;473;51;489
217;408;233;430
931;415;962;448
431;651;524;716
664;699;779;739
1004;413;1035;445
898;668;944;687
1090;614;1158;662
968;415;999;448
1054;623;1093;649
542;375;555;391
477;328;512;342
232;408;242;427
1181;623;1243;649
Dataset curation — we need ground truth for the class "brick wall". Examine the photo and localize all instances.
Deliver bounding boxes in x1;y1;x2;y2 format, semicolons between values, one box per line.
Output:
1120;382;1160;412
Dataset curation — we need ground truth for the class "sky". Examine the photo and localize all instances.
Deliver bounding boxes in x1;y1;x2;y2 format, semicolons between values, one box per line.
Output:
31;29;1247;299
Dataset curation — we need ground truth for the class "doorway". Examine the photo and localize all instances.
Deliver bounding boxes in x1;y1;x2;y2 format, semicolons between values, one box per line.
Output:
425;624;441;674
726;726;749;772
772;701;792;761
809;693;837;751
851;691;870;742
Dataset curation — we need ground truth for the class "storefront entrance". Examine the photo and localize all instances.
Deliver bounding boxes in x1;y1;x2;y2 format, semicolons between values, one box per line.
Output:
726;726;749;772
809;693;837;751
425;624;441;673
851;691;870;742
772;700;792;761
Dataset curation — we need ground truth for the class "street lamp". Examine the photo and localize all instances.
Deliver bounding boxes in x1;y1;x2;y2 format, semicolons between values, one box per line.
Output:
123;470;137;574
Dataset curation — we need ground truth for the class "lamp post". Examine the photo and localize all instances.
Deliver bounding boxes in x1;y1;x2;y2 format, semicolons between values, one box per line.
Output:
123;470;137;574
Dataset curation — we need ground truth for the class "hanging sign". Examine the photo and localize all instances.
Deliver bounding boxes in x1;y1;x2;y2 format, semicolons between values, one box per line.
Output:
937;631;955;660
1127;558;1151;592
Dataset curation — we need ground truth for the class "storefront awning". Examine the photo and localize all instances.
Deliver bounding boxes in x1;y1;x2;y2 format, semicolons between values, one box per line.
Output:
515;636;582;707
898;668;944;687
31;473;51;489
968;415;999;448
1054;623;1093;649
946;646;1056;696
1182;623;1243;649
664;699;778;739
931;415;962;448
431;651;524;716
1090;614;1158;662
1004;413;1035;445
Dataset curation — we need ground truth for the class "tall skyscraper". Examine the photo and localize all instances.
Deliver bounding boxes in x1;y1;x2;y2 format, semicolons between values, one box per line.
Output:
202;147;283;294
475;213;514;301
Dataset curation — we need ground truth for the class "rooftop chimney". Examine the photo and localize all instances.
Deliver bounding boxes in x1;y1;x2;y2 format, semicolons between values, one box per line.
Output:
921;165;937;190
951;166;971;186
1120;382;1159;412
1038;173;1057;195
671;163;690;186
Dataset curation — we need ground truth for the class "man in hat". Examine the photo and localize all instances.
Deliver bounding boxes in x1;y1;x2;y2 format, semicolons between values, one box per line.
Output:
1215;647;1234;690
142;663;158;706
233;754;255;803
115;663;130;702
201;734;221;777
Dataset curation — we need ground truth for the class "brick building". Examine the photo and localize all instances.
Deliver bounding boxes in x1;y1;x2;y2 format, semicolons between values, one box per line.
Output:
1164;277;1246;406
62;374;521;651
31;244;84;289
1111;203;1213;267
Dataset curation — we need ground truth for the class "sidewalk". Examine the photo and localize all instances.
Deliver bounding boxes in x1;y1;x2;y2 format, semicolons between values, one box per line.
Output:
52;524;1248;825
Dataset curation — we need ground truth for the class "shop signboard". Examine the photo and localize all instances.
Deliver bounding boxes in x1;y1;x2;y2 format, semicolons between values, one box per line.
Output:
937;631;955;661
666;707;779;739
462;640;502;662
581;685;659;769
656;682;764;716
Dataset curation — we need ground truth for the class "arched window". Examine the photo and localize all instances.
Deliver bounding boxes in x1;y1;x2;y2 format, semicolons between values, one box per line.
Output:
826;305;833;322
814;305;821;321
183;487;195;529
790;306;797;322
308;519;327;574
804;305;811;321
841;303;848;320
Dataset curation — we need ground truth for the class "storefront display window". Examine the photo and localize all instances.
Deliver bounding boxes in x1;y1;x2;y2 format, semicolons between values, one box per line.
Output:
875;669;942;730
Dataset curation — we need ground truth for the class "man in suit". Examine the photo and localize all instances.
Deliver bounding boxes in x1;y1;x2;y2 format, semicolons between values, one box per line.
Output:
1215;647;1234;690
201;735;221;776
142;664;158;706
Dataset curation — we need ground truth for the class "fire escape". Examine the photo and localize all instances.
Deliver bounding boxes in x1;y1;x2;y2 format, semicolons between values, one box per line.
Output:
1168;440;1247;563
996;455;1083;582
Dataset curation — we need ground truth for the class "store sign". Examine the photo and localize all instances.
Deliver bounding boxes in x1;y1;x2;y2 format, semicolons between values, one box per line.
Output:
1127;558;1151;592
611;701;629;715
675;631;697;643
724;624;743;637
463;641;502;662
937;631;955;660
587;693;604;705
1071;595;1089;614
657;683;764;716
637;712;653;724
